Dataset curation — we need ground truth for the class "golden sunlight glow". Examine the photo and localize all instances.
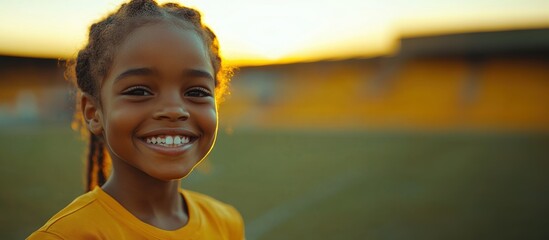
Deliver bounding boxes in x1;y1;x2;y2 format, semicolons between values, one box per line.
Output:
0;0;548;66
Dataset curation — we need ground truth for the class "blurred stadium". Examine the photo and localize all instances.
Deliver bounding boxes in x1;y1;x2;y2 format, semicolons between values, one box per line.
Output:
1;5;549;240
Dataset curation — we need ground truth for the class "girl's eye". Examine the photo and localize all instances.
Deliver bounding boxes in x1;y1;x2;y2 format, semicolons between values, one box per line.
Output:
122;86;153;96
185;87;212;97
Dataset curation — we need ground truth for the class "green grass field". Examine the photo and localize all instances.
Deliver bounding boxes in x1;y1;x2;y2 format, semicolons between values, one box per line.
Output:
1;125;548;240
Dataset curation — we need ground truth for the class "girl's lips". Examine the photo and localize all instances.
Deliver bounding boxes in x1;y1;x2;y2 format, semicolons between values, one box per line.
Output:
138;128;199;139
136;128;199;156
138;137;196;157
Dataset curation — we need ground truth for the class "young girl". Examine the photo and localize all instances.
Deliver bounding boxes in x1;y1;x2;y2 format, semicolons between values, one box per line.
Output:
28;0;244;239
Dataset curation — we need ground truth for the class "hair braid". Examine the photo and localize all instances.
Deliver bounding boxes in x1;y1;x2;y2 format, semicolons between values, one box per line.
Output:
86;134;97;192
96;140;107;188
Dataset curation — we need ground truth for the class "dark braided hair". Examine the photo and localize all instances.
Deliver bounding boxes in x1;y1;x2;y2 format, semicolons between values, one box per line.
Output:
66;0;231;192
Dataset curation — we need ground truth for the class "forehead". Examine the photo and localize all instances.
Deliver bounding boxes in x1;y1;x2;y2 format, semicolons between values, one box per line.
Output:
110;22;213;74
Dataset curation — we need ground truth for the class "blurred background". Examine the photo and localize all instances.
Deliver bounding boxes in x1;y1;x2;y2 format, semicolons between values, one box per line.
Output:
1;0;549;239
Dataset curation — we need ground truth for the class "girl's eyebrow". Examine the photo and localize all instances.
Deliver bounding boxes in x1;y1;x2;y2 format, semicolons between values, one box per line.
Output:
114;67;155;82
114;68;214;83
184;69;214;81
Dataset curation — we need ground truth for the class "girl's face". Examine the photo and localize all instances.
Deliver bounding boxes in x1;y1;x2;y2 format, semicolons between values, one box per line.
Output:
97;22;217;181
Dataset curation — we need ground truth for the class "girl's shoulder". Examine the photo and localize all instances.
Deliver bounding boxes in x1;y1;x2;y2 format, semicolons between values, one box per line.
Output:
27;188;108;239
181;189;245;237
181;189;238;213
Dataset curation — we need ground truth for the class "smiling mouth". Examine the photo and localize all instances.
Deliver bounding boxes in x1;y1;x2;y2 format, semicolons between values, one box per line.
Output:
141;135;197;148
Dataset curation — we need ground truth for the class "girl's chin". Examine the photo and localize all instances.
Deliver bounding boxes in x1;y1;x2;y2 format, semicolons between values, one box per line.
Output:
141;157;202;180
151;173;188;182
147;168;195;182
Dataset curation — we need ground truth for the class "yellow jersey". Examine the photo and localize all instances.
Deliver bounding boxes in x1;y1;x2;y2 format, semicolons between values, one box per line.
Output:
27;187;244;239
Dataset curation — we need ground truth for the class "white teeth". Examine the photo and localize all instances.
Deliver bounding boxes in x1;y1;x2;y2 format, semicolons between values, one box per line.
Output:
145;135;192;146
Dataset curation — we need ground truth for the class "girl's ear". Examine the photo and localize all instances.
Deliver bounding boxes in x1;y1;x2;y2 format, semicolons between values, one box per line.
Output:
81;93;103;136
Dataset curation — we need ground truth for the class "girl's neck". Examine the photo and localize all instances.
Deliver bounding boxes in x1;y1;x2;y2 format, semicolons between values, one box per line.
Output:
101;161;188;230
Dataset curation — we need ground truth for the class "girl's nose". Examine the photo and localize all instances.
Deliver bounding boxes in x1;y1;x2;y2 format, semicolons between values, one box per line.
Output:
152;97;190;121
153;106;189;121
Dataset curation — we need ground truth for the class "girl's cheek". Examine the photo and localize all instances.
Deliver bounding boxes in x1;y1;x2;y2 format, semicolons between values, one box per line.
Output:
205;105;218;127
194;105;217;137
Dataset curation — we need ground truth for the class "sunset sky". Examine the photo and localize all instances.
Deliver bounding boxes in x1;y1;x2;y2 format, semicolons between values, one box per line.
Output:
0;0;548;66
